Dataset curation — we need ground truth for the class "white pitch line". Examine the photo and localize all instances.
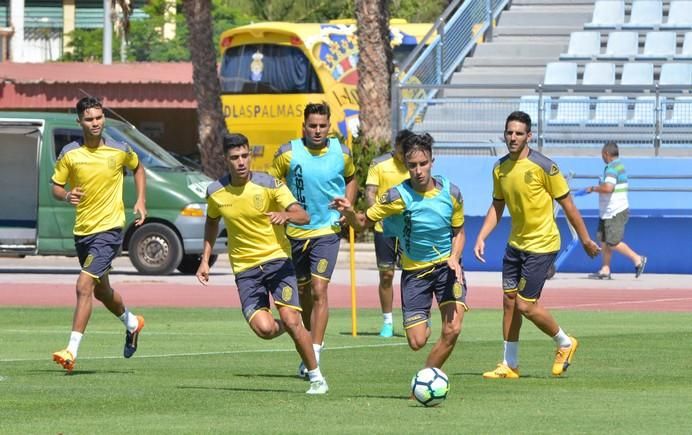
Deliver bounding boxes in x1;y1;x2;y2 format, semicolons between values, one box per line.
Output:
549;297;692;309
3;329;234;337
0;342;409;363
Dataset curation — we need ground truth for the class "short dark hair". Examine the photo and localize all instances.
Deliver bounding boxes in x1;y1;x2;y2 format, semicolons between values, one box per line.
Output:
602;141;619;157
304;102;331;121
402;132;434;159
76;96;103;118
505;111;532;133
395;129;415;147
222;132;249;153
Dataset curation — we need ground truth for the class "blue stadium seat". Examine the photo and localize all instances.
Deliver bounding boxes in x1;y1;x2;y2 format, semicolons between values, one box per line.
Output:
550;96;591;125
621;62;654;85
638;31;677;60
560;32;602;60
624;0;663;29
598;31;639;60
662;1;692;29
586;1;625;29
544;62;578;85
665;96;692;125
582;62;616;85
674;32;692;59
625;96;660;125
588;96;629;126
659;63;692;85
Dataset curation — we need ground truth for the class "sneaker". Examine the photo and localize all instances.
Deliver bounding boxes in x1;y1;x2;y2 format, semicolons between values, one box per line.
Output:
552;336;579;376
52;349;75;372
379;323;394;338
123;315;145;358
635;256;647;278
306;378;329;395
588;272;611;280
297;361;308;380
482;363;520;379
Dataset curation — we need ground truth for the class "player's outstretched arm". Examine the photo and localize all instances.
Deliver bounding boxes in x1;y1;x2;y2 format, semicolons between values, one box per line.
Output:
196;217;220;286
473;200;505;263
330;197;370;231
557;194;601;258
266;203;309;225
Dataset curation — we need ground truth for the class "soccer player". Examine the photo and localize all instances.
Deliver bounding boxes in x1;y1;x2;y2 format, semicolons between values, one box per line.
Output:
51;96;147;372
332;132;467;371
269;102;357;378
584;141;647;279
365;129;414;337
474;111;600;379
196;132;328;395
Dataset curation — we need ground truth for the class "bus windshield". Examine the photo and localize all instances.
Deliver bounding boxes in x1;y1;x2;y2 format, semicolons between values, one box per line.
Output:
220;44;323;94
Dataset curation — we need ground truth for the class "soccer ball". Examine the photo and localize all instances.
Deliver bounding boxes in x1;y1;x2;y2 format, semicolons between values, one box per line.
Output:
410;367;449;406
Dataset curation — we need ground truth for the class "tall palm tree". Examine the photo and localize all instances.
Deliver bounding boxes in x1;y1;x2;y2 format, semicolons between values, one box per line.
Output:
355;0;393;145
183;0;226;179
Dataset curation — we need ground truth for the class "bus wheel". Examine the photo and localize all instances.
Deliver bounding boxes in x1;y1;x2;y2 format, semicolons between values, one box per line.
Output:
177;254;218;274
128;223;183;275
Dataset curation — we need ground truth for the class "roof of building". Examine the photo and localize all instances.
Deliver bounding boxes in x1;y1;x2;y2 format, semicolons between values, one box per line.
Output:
0;62;193;84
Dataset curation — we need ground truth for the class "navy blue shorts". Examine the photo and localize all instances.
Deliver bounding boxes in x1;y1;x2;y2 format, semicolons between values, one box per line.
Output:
289;233;341;285
74;228;123;279
400;261;469;329
234;258;302;322
502;244;557;302
374;231;399;271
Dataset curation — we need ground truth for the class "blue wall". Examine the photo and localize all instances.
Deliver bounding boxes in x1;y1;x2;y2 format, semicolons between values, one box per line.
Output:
433;155;692;273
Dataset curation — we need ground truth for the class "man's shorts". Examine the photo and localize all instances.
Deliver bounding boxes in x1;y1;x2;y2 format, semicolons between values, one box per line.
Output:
74;228;123;279
401;261;469;329
374;230;399;271
597;209;629;246
502;244;557;302
289;233;341;285
234;258;302;322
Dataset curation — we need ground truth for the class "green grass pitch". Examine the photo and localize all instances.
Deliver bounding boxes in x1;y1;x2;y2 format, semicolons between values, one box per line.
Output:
1;307;692;434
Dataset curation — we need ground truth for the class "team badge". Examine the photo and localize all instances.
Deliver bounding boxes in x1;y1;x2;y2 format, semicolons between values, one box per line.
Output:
253;194;265;211
518;277;526;291
524;170;534;184
378;193;388;204
453;282;463;299
549;163;560;176
83;254;94;268
108;156;116;170
250;50;264;82
281;285;293;302
317;258;329;273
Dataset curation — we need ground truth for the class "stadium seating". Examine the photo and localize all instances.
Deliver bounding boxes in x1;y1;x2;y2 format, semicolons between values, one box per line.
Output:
662;1;692;29
665;96;692;125
544;62;578;85
586;1;625;29
638;31;677;59
598;31;639;59
674;32;692;59
621;62;655;85
659;63;692;85
588;96;629;125
550;96;591;125
560;31;602;60
582;62;616;85
625;96;660;125
624;0;663;29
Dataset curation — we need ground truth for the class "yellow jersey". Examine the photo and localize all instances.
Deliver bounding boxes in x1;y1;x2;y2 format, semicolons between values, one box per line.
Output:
206;172;299;274
492;149;570;253
365;152;410;233
51;138;139;236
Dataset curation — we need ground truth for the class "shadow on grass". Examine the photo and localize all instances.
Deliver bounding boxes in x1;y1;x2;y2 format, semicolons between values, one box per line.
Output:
177;385;298;394
232;373;303;380
26;369;136;376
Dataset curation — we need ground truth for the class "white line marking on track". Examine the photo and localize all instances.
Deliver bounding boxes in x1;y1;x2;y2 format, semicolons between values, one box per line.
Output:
549;297;692;309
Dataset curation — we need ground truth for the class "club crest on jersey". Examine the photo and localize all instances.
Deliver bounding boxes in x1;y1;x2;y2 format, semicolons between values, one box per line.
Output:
83;254;94;268
281;285;293;302
453;282;463;299
524;170;534;184
378;193;388;204
253;194;265;211
518;277;527;291
549;163;560;176
108;156;116;170
317;258;329;273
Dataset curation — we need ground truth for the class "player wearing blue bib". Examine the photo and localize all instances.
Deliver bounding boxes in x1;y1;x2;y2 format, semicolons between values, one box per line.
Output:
270;102;357;378
332;133;467;372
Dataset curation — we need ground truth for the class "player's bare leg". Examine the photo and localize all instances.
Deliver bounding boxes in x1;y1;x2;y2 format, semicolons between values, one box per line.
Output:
425;303;464;369
249;310;286;339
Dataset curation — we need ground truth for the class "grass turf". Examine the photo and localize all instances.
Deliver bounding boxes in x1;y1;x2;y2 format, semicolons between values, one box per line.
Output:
1;307;691;434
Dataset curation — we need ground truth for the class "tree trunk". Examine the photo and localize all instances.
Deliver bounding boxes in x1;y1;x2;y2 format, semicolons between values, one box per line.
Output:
182;0;226;179
355;0;393;145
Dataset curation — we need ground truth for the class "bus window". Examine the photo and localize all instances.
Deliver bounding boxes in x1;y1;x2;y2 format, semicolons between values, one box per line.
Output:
220;44;323;94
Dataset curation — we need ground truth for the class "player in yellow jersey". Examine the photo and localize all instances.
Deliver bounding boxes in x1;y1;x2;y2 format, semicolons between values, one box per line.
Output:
51;97;147;372
269;103;357;378
365;129;414;337
474;111;600;379
196;132;328;394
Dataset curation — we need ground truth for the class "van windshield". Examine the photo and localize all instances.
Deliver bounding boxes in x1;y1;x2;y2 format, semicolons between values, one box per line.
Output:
106;124;186;170
220;44;323;94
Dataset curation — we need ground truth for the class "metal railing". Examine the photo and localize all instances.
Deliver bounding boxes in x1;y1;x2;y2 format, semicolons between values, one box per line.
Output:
391;0;510;136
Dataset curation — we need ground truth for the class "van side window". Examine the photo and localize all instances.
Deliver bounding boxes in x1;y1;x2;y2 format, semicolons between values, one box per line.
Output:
53;128;84;159
220;44;323;94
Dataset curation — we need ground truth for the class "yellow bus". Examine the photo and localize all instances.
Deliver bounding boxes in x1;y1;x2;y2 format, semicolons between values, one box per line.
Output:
218;19;432;170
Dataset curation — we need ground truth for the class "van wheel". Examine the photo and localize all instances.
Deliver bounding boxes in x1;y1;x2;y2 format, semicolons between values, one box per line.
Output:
128;223;183;275
177;254;218;274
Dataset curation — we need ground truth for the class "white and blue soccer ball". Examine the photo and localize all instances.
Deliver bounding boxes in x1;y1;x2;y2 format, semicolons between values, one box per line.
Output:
410;367;449;406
